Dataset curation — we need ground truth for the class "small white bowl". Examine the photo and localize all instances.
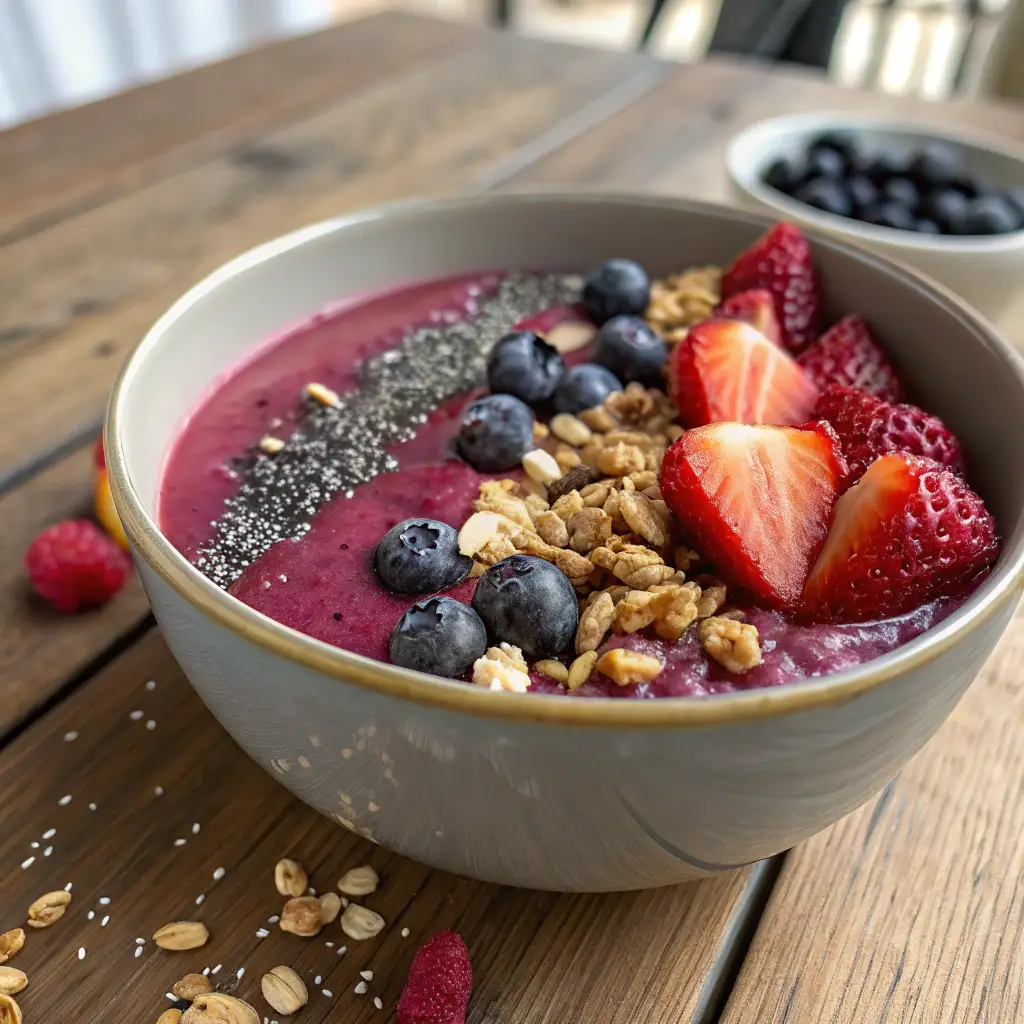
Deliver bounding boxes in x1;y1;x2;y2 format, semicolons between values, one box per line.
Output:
726;112;1024;320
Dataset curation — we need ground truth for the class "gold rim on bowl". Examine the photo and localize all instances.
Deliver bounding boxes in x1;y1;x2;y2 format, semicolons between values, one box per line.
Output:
105;190;1024;729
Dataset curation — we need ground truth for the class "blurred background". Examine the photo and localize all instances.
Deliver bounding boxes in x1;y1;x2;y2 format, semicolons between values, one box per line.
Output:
0;0;1017;129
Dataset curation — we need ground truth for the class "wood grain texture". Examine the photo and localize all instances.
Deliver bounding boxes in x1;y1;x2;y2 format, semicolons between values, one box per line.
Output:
0;13;473;243
720;597;1024;1024
0;30;660;483
0;443;149;739
0;629;772;1023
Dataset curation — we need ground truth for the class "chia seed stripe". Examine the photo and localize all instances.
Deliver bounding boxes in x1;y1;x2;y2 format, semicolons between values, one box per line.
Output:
195;273;582;587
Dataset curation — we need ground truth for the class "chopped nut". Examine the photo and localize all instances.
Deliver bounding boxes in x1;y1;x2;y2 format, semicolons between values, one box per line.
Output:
605;390;656;427
534;659;569;684
567;507;613;553
550;413;594;447
578;440;606;467
627;470;657;490
618;491;667;547
258;435;285;455
172;974;214;1001
652;583;701;640
523;493;550;520
0;969;25;996
279;897;322;937
700;616;762;673
598;442;646;477
338;865;380;897
306;382;339;407
553;444;582;473
534;510;569;547
695;584;727;619
580;405;619;433
472;646;531;692
619;562;675;590
647;266;721;336
576;592;616;653
674;547;700;572
615;591;657;633
567;651;599;690
602;487;620;523
551;547;594;582
153;921;209;951
319;892;342;925
547;463;602;502
0;932;24;964
26;890;71;928
580;482;611;507
475;481;535;531
458;511;504;557
158;1011;183;1024
261;965;309;1016
532;421;549;443
340;904;386;941
274;858;308;898
0;994;21;1024
182;992;259;1024
620;475;635;491
522;449;562;486
666;423;684;442
546;320;596;353
596;649;664;685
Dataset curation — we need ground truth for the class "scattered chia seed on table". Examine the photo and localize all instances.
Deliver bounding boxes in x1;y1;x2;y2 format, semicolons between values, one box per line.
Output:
195;272;582;587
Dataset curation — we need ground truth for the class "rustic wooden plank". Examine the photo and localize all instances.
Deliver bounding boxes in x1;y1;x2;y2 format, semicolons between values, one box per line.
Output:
0;628;773;1023
0;31;661;482
0;444;149;738
0;13;474;243
718;598;1024;1023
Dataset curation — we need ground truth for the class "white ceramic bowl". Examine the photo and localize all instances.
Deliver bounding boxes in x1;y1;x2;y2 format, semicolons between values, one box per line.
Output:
107;192;1024;892
726;112;1024;319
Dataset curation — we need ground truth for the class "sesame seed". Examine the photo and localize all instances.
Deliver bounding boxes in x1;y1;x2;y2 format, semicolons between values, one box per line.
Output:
30;842;38;849
42;828;56;839
146;720;156;731
360;970;373;981
174;839;187;847
192;823;201;835
145;680;157;691
211;964;222;975
337;945;346;956
88;803;97;811
129;710;143;721
195;894;205;905
64;883;72;891
213;867;226;881
166;993;176;1001
20;857;34;869
101;916;109;927
237;968;245;979
136;938;145;945
401;928;410;938
354;982;367;995
64;731;78;742
87;911;95;920
325;941;334;948
202;968;210;976
267;915;279;924
322;990;333;999
154;786;164;796
307;886;316;896
99;897;111;905
256;928;269;938
44;846;53;857
134;946;143;958
78;947;86;960
58;794;72;806
374;997;383;1011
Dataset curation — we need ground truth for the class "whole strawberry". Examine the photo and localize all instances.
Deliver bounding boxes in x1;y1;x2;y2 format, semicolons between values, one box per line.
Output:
26;519;130;613
397;930;473;1024
814;384;963;483
797;315;903;401
803;453;998;621
720;223;820;353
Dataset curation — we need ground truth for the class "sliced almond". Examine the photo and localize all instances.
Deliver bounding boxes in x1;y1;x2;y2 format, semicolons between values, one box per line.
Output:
0;993;21;1024
550;413;593;448
0;932;23;965
458;511;502;557
522;448;562;487
534;659;569;684
340;903;385;940
545;320;596;353
172;973;213;1000
0;969;26;996
26;890;71;928
261;965;309;1015
181;992;259;1024
338;865;380;897
279;896;322;938
567;651;598;690
274;858;308;898
318;891;342;925
153;921;209;951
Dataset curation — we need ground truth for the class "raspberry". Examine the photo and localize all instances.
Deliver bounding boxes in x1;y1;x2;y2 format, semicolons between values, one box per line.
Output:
26;519;130;613
397;931;472;1024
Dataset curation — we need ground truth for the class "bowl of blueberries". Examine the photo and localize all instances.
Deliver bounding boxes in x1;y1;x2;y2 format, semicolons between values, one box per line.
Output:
726;112;1024;319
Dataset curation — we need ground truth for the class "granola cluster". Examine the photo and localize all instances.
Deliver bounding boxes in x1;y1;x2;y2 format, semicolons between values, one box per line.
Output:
456;374;763;691
645;265;722;345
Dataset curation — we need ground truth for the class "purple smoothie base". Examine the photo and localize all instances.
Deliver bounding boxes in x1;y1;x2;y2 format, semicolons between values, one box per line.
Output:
159;271;974;699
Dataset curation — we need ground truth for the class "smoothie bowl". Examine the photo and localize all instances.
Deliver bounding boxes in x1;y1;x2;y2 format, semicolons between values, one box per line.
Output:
107;193;1024;891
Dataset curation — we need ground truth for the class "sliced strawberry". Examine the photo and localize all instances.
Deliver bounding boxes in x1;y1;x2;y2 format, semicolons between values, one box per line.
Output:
660;421;847;607
669;318;819;427
716;288;782;347
720;223;820;353
797;315;903;401
814;384;963;483
803;453;998;621
95;435;106;470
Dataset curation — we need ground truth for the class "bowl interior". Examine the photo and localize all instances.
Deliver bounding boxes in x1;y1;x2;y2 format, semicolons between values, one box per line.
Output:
115;192;1024;651
727;113;1024;249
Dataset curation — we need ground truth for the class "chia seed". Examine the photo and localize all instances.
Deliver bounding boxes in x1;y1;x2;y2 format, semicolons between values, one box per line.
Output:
194;273;581;586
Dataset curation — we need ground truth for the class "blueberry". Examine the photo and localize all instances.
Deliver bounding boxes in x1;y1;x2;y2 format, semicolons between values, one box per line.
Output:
804;146;845;180
763;156;805;195
552;363;622;414
487;331;564;405
921;188;969;233
472;554;577;658
862;201;917;232
861;151;907;184
809;131;859;167
846;174;878;214
593;315;667;385
907;144;962;189
457;394;533;472
1002;185;1024;217
583;259;651;325
389;596;487;678
375;518;471;595
961;194;1022;235
915;218;941;234
794;177;852;218
880;177;919;211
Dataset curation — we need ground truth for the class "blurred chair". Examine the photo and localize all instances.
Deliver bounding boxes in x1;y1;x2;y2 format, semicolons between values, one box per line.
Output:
979;0;1024;98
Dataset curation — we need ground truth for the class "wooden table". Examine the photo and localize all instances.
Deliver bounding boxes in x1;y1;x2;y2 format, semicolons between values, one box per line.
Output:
1;15;1022;1023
